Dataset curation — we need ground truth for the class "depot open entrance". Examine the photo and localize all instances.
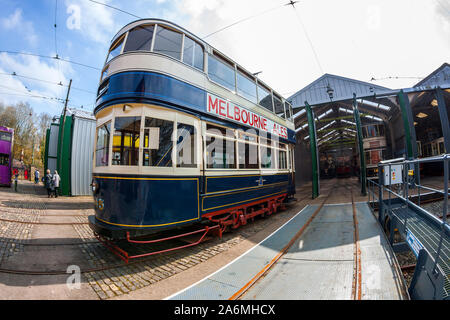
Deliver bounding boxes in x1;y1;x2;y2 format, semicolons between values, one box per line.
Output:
289;70;450;198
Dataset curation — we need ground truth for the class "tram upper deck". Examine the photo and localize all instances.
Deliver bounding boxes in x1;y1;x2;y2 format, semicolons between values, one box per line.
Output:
95;19;295;138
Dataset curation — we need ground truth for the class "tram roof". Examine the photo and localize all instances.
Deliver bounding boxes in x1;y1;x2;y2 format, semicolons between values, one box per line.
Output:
109;18;288;103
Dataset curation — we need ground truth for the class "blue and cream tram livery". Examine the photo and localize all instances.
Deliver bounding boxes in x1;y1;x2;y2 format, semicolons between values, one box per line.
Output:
89;19;296;240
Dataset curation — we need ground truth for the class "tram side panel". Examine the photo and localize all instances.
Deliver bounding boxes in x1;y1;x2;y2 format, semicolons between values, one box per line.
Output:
200;173;290;215
92;175;200;237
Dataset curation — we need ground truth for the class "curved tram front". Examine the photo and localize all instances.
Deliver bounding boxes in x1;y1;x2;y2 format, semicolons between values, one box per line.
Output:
88;19;297;246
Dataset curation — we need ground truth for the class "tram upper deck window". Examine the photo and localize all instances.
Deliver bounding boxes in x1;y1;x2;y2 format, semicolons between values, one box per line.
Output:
0;131;11;142
285;102;293;121
183;36;204;71
236;69;257;104
208;53;236;92
112;117;140;166
273;94;285;119
95;122;110;167
106;36;125;63
143;117;174;167
176;123;197;168
123;25;154;52
257;84;274;113
153;25;183;60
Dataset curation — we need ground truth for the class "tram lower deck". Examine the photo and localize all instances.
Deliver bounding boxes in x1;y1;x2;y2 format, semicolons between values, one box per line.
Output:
89;103;296;239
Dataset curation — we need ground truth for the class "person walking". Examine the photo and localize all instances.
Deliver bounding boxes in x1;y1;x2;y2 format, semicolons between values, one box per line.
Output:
44;169;53;198
53;170;60;198
34;169;40;184
14;172;19;192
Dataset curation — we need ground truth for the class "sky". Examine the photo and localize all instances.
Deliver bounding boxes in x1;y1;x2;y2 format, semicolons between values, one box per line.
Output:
0;0;449;118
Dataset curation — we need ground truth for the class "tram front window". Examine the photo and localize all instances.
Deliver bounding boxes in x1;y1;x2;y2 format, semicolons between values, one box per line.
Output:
123;25;154;52
143;117;174;167
0;131;11;142
112;117;140;166
106;36;124;63
95;122;110;167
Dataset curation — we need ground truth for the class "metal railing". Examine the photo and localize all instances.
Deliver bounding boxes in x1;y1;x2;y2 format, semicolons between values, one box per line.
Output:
367;154;450;299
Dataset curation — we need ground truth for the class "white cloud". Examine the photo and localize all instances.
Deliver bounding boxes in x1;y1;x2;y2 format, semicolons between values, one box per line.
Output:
168;0;450;95
64;0;116;44
0;52;74;112
1;8;38;46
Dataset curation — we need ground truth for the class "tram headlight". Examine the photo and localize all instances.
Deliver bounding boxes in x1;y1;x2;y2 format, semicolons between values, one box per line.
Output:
91;180;99;194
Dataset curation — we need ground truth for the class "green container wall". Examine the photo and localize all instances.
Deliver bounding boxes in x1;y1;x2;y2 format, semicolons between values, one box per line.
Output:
56;115;73;196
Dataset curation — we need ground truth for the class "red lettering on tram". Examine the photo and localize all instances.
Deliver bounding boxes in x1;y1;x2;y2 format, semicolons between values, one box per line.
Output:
208;96;218;113
226;102;233;119
234;106;241;121
219;100;226;117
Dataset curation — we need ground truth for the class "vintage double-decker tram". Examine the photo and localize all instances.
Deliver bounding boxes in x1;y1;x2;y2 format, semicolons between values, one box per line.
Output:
88;19;296;255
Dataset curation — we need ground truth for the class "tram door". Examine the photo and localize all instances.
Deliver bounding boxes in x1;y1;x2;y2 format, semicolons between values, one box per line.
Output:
173;113;202;221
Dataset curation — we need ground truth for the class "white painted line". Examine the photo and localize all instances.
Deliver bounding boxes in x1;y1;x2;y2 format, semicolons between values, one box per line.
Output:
164;205;313;300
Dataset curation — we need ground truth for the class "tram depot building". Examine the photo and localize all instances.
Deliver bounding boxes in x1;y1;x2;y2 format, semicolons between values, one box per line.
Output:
290;63;450;190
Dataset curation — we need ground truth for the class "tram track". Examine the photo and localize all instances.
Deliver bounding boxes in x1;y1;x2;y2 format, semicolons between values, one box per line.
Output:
229;180;339;300
228;179;365;300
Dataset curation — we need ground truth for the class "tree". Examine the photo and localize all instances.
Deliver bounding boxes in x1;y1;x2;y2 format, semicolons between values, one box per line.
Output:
0;101;43;167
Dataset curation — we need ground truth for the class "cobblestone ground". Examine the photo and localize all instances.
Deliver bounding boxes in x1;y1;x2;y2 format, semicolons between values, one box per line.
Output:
0;180;310;300
0;183;44;264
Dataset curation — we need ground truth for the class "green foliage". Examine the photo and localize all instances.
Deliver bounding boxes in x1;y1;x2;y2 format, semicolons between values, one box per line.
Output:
0;101;52;167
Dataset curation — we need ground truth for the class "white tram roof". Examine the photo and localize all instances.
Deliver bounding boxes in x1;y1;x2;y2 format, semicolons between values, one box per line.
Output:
108;18;288;110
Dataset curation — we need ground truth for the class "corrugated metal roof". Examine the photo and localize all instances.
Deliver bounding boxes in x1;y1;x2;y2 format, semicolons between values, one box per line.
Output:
414;63;450;88
66;108;96;121
288;74;391;109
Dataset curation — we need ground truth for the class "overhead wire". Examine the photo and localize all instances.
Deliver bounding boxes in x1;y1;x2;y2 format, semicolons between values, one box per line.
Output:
0;51;101;70
87;0;141;19
0;72;97;95
201;3;286;39
290;4;324;75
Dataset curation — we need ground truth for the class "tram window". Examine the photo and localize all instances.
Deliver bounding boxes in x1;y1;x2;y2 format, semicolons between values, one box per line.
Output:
257;84;273;113
106;36;125;63
439;142;445;154
143;117;174;167
378;125;385;137
112;117;140;166
0;131;11;142
236;70;257;104
208;54;236;92
95;122;110;167
285;102;292;120
183;36;204;71
206;124;235;138
273;95;285;119
206;136;236;169
124;25;154;52
238;142;259;169
261;146;275;169
278;150;287;169
0;153;9;166
153;26;182;60
238;130;258;143
176;123;197;168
